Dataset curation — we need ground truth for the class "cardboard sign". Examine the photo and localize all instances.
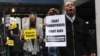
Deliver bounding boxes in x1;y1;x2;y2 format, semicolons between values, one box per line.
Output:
24;29;37;40
7;40;14;46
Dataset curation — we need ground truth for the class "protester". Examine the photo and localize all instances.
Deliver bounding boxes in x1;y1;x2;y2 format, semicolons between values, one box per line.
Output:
43;8;60;56
23;12;43;56
7;29;24;56
59;1;96;56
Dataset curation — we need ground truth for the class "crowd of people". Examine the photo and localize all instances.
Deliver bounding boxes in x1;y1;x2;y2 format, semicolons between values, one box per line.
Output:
3;1;96;56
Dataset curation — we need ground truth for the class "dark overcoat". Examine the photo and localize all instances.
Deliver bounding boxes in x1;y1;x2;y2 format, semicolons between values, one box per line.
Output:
60;16;95;56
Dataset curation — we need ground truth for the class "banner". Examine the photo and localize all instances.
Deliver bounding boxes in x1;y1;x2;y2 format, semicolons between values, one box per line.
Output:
45;15;66;47
24;29;37;40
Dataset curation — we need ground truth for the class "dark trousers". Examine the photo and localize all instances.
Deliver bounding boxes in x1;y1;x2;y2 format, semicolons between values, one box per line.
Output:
14;53;23;56
48;47;59;56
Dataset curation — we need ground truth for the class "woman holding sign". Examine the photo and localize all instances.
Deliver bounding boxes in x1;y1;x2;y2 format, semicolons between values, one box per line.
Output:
23;12;43;56
43;8;60;56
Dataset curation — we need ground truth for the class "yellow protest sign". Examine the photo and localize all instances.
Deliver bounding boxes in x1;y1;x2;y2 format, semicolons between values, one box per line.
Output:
24;29;37;40
9;22;17;30
9;18;17;30
7;40;14;46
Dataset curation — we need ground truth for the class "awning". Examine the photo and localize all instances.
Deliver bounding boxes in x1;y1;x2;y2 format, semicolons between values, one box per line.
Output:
0;0;64;5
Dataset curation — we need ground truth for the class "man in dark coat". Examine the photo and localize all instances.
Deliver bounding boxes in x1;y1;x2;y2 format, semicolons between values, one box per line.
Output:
60;1;96;56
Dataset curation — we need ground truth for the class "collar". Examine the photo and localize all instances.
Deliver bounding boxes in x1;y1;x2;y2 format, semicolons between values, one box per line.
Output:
65;14;79;23
66;14;75;23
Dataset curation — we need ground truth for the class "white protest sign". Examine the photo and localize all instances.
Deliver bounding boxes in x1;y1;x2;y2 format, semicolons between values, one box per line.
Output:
45;15;67;47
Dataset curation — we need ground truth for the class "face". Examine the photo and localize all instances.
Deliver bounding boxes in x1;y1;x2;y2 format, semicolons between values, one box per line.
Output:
5;14;11;18
29;14;36;22
48;8;59;15
48;8;55;15
65;2;76;17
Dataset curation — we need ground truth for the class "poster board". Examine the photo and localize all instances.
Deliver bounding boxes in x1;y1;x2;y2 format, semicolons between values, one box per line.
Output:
45;15;67;47
24;29;37;40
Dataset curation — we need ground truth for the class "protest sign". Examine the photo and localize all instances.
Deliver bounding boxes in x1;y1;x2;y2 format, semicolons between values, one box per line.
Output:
7;40;14;46
24;29;37;40
45;15;66;47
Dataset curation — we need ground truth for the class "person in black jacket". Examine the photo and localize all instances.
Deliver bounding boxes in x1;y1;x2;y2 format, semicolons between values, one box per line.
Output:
7;25;24;56
10;31;24;56
59;1;96;56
